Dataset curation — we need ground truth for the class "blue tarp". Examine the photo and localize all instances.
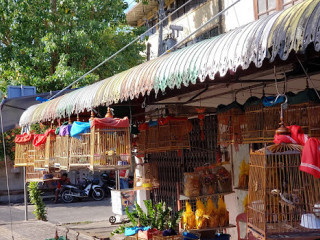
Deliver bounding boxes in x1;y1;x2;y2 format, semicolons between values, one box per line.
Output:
70;121;91;139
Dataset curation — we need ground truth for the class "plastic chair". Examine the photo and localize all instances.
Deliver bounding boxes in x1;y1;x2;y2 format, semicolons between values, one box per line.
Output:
236;213;258;240
236;213;247;240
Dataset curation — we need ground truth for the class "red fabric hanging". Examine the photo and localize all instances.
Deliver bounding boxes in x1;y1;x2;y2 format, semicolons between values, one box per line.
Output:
33;129;55;147
138;123;149;131
300;138;320;178
273;125;309;145
91;117;129;129
15;133;34;144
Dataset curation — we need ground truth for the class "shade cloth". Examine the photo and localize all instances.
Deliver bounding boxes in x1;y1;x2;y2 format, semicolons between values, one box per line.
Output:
19;0;320;126
90;117;129;129
15;133;34;144
70;121;91;138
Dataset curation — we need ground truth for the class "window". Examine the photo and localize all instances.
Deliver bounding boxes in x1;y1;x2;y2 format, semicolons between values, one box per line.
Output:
146;18;157;35
195;26;219;43
170;0;208;22
254;0;305;19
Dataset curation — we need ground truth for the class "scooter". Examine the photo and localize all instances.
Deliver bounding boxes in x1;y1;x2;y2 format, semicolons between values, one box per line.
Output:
61;177;105;203
100;171;116;197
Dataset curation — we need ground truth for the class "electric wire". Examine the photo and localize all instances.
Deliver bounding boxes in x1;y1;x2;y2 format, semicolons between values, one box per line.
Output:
0;100;14;240
49;0;195;101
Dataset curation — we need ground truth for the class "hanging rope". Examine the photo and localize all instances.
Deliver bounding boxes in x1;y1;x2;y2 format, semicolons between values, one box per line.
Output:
0;99;15;240
296;56;320;101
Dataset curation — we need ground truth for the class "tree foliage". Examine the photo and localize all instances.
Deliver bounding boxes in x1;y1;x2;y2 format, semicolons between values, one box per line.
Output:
0;0;146;93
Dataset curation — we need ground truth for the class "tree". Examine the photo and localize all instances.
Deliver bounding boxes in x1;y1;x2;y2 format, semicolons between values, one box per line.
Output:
0;0;146;93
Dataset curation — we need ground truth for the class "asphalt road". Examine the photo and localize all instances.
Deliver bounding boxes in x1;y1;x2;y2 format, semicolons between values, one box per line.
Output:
0;198;113;225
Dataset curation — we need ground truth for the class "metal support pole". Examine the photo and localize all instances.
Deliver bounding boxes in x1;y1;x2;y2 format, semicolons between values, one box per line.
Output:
158;0;165;56
24;167;28;221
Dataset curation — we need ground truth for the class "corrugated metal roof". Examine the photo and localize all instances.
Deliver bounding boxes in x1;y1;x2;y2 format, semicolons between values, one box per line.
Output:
20;0;320;126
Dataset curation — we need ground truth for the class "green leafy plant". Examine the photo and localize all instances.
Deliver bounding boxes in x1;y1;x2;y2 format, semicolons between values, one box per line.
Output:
112;200;183;236
28;182;47;221
0;127;21;161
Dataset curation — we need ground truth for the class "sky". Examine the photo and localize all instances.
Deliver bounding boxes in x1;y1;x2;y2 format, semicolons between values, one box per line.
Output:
125;0;137;13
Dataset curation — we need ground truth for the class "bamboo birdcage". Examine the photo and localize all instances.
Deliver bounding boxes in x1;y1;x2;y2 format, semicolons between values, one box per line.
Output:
217;102;245;145
90;123;131;171
146;122;159;152
25;165;61;182
286;88;320;138
14;137;34;167
33;145;46;170
243;97;264;143
69;132;91;169
158;117;191;152
54;135;70;170
45;133;56;168
248;144;320;239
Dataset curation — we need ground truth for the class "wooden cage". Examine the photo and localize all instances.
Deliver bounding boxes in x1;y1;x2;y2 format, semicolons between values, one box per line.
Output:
54;136;70;170
26;165;61;182
69;133;91;169
14;134;34;167
90;125;131;171
33;145;46;170
217;102;245;145
248;144;320;239
146;123;159;152
45;133;56;169
158;117;191;152
137;125;147;153
243;97;264;143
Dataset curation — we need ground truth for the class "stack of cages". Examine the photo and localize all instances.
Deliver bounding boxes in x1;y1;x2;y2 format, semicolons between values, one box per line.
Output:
248;144;320;239
243;97;264;144
217;101;245;145
90;118;131;171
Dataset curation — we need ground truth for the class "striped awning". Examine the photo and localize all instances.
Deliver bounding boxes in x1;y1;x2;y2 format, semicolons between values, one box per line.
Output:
20;0;320;126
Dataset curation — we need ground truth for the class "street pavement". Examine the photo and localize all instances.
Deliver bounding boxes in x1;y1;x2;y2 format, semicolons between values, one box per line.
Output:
0;199;122;240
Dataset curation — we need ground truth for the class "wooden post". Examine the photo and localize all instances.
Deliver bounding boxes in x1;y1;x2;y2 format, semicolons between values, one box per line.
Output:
24;166;28;221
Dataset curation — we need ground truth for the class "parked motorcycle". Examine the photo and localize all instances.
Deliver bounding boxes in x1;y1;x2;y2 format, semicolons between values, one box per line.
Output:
100;171;115;197
61;177;105;203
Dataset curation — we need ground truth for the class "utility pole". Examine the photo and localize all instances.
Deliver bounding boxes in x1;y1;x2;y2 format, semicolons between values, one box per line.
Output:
158;0;165;56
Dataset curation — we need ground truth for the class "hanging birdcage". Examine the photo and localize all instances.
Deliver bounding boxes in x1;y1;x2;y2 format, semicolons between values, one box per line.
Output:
14;133;34;167
90;117;131;171
158;116;191;152
248;98;320;239
146;121;159;152
243;97;264;143
217;101;245;145
286;88;320;138
248;143;320;239
137;123;148;153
